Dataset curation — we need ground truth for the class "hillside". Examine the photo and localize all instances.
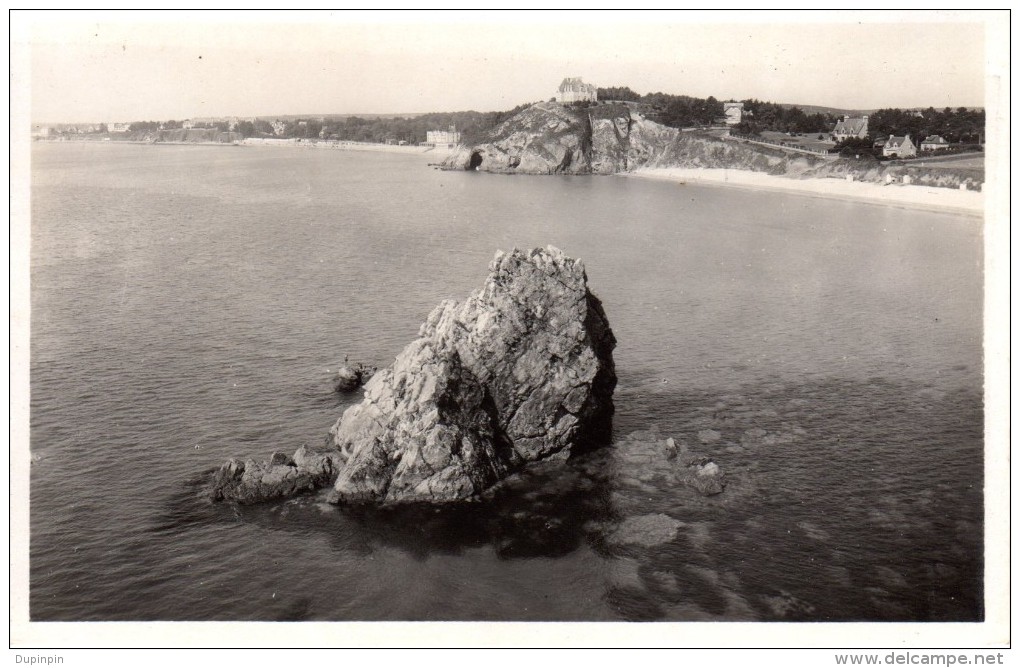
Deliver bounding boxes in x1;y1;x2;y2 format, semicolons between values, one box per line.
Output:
442;101;981;191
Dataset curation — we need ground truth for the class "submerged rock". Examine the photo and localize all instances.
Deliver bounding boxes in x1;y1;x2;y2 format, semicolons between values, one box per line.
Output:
210;246;616;505
607;429;728;499
608;513;684;547
675;452;727;496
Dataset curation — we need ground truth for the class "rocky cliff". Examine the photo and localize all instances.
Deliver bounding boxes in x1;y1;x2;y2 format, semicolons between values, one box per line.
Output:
210;246;616;505
442;102;681;175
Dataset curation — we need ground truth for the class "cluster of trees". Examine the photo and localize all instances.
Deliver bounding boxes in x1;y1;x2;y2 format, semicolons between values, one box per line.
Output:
645;93;722;128
596;86;641;102
733;100;837;135
595;86;722;128
868;107;984;144
831;137;880;160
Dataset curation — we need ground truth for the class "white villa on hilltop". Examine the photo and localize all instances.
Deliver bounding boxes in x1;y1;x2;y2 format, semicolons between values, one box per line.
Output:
556;77;597;104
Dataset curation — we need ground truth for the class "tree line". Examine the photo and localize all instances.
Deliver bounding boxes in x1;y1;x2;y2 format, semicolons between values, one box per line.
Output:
121;106;533;144
867;107;984;144
733;99;837;135
110;92;981;147
733;101;984;144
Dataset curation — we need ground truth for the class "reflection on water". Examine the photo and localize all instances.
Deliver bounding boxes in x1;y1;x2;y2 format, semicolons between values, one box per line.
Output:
29;144;983;621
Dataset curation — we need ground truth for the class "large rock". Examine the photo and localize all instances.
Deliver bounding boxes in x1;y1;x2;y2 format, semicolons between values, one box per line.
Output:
442;102;680;175
209;246;616;505
327;246;616;503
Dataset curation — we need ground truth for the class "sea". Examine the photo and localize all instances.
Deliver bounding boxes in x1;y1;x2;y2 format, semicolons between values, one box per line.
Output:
28;142;984;622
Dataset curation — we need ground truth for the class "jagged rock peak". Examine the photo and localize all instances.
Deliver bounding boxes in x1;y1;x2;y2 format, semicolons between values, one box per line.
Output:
327;245;616;504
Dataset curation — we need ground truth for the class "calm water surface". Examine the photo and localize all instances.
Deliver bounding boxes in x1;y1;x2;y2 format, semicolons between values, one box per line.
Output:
29;143;983;621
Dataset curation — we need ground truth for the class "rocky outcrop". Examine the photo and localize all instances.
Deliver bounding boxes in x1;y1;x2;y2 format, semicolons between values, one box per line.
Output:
210;246;616;505
443;102;680;175
333;362;376;392
589;110;682;174
209;445;342;504
326;246;616;504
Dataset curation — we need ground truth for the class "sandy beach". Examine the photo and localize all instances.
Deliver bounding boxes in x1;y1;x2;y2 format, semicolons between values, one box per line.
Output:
241;137;454;157
627;167;984;217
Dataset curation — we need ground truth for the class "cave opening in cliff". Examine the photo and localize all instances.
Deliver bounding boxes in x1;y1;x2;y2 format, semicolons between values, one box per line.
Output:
468;151;484;170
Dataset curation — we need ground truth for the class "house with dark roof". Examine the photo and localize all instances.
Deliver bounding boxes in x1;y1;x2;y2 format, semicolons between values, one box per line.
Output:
882;134;917;158
831;115;869;141
556;77;597;104
920;135;950;151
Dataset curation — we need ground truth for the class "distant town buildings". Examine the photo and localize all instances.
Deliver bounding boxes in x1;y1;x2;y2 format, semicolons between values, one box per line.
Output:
107;122;131;133
920;134;949;151
723;102;744;125
556;77;597;104
882;134;917;158
271;120;287;136
830;115;869;142
426;126;461;148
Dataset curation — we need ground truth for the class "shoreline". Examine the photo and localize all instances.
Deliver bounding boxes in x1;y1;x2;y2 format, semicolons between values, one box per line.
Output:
240;138;453;155
34;137;455;156
625;167;983;217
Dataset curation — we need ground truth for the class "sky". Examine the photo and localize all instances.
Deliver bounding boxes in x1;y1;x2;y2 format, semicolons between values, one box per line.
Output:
18;10;997;124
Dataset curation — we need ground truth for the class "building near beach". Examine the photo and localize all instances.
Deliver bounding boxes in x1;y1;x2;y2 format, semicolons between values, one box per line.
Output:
831;115;869;141
723;102;744;125
556;77;597;104
426;126;461;148
920;135;950;151
882;134;917;158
